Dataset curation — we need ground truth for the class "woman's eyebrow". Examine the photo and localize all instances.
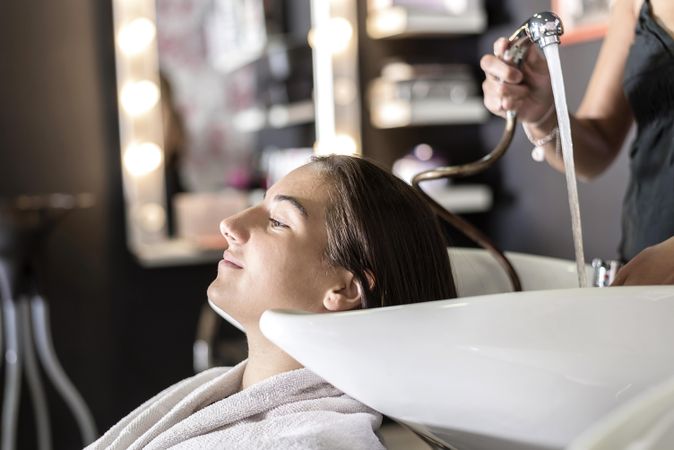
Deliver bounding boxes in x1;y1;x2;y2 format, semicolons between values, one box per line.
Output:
272;194;308;218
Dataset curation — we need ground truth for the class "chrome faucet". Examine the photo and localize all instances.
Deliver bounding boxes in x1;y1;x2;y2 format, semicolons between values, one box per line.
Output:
591;259;623;287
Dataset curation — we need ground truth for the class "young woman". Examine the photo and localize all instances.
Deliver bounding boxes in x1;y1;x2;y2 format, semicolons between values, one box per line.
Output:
480;0;674;285
88;155;456;449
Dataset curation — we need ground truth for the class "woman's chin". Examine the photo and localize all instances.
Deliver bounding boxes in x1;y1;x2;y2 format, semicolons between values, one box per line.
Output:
206;278;230;300
207;297;246;332
206;284;227;311
206;281;218;302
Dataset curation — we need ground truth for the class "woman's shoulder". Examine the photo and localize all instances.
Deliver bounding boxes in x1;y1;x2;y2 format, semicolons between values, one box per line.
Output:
649;0;674;35
634;0;644;18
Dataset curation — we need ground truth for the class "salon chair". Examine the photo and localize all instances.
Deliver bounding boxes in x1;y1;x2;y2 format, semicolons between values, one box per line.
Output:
0;194;96;450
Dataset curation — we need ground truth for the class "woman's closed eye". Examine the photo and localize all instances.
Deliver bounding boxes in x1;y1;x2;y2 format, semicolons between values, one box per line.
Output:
269;217;289;229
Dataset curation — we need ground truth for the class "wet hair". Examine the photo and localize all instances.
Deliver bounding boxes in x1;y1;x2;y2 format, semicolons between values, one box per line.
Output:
310;155;456;307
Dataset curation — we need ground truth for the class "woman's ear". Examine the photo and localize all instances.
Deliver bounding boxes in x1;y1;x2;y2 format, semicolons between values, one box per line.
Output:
323;272;364;312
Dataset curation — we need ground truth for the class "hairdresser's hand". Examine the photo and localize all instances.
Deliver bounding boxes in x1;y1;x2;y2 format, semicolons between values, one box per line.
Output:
612;236;674;286
480;37;554;124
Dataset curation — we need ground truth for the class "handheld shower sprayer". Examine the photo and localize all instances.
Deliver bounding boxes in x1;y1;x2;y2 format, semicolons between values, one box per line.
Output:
505;11;564;67
412;12;564;292
500;11;563;125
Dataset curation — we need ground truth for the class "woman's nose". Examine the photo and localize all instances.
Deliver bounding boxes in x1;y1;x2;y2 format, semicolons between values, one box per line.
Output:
219;209;252;244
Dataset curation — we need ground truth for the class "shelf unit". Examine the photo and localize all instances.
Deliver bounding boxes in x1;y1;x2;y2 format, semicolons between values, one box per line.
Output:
426;184;492;214
370;97;488;129
366;6;487;39
233;99;315;133
358;0;500;252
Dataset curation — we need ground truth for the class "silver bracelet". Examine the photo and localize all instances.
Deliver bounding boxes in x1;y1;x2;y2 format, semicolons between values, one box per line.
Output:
523;123;559;162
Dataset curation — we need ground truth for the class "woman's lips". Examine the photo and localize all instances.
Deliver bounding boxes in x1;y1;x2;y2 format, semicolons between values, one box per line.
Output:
221;252;243;269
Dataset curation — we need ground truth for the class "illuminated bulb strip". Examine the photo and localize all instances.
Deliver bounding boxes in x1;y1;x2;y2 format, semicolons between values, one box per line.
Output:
120;80;160;116
112;0;169;247
329;18;354;53
310;0;336;146
117;17;156;56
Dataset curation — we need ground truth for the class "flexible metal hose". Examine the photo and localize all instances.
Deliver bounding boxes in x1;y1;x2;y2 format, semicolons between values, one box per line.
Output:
0;264;21;450
412;112;522;292
413;12;565;292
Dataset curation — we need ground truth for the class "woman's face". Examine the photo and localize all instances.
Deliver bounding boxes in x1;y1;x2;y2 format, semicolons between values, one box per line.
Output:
207;164;344;328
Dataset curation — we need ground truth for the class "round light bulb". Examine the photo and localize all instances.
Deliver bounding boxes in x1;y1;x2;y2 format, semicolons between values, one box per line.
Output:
120;80;160;116
314;134;358;156
334;134;358;155
124;142;163;176
117;18;156;56
308;17;353;54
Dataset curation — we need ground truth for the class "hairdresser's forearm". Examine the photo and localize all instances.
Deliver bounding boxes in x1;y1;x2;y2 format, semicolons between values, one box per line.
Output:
531;0;636;180
526;112;629;181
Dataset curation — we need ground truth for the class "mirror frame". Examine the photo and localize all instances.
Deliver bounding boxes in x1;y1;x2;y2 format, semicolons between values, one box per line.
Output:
111;0;360;266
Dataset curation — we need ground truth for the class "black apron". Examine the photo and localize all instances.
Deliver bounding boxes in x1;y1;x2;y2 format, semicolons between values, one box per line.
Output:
621;0;674;260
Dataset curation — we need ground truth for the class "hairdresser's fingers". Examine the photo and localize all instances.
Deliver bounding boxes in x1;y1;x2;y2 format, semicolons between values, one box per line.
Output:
610;237;674;286
482;80;529;117
493;37;509;58
482;80;507;117
501;96;524;112
610;268;627;286
525;45;549;74
483;76;530;102
485;97;507;118
480;54;523;84
521;56;551;99
483;77;552;122
482;78;510;110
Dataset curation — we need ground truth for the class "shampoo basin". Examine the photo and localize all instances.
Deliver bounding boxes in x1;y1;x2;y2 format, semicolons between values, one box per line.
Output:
260;249;674;450
448;248;592;296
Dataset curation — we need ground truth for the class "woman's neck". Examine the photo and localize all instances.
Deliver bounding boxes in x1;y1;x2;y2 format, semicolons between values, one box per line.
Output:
241;329;303;390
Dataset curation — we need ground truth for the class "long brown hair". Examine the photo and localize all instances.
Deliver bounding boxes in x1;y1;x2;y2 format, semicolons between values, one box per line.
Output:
310;155;456;307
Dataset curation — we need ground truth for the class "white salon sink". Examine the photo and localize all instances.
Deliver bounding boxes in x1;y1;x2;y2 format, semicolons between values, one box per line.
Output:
260;249;674;450
448;248;591;296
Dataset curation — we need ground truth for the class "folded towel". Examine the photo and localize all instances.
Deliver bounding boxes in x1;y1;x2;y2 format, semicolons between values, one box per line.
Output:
87;361;385;449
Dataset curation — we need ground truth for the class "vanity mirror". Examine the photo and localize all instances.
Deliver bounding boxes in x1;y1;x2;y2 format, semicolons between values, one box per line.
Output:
111;0;360;266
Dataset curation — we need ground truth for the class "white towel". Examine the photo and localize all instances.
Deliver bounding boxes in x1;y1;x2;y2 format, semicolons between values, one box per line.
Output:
87;361;385;449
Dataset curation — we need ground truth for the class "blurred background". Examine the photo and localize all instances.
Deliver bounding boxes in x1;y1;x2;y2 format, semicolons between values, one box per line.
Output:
0;0;625;448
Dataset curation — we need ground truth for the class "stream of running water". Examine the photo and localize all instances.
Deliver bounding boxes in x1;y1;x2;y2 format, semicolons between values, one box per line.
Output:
543;44;588;288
